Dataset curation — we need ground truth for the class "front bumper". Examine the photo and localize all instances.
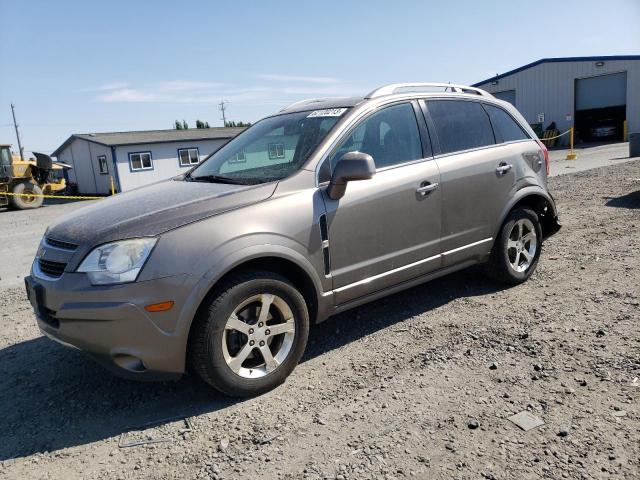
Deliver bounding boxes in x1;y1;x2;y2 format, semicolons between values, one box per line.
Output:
25;270;191;379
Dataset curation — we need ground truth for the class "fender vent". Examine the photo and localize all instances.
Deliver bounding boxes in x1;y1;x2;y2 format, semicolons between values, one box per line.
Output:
319;214;331;276
46;237;78;251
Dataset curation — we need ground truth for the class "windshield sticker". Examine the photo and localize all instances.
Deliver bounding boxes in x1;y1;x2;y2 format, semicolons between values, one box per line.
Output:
307;108;347;118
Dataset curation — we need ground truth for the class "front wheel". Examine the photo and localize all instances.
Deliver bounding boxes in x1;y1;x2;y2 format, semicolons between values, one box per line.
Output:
188;271;309;397
485;208;542;285
10;182;44;209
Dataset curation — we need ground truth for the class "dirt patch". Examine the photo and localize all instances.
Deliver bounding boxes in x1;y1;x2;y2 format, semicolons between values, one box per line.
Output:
0;162;638;479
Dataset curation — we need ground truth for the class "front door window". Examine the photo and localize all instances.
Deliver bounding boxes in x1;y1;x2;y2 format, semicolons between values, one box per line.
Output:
322;103;424;181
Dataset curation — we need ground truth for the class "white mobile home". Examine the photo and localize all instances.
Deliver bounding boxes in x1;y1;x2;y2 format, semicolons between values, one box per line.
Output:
52;127;245;194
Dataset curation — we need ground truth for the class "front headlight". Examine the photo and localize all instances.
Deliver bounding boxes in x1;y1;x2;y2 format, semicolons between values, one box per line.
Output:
77;238;157;285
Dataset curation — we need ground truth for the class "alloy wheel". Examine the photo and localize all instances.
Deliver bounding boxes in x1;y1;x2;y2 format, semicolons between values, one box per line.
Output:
222;293;295;378
507;218;537;273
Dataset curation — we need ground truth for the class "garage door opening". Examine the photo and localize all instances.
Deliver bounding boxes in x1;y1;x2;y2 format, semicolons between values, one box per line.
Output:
575;72;627;143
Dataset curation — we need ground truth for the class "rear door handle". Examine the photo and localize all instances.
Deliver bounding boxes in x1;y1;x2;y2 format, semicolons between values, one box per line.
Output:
416;182;439;195
496;163;513;175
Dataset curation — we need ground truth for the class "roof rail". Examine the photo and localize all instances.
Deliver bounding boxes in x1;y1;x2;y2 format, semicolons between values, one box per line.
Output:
365;83;493;99
279;98;326;112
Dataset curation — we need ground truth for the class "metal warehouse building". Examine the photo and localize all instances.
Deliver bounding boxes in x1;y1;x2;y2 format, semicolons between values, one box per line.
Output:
473;55;640;146
52;127;244;194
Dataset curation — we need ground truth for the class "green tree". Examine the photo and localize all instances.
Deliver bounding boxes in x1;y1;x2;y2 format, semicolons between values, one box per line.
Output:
182;120;189;129
225;120;251;127
204;121;210;128
196;120;204;129
174;120;183;130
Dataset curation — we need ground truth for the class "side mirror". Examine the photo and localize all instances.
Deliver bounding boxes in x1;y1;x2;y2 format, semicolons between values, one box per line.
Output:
326;151;375;200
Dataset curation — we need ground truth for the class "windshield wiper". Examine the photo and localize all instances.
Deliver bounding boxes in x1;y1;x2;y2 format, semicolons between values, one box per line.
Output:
186;174;248;185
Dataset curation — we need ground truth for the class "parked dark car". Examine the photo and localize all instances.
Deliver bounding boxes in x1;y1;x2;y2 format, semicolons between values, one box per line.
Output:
589;118;618;139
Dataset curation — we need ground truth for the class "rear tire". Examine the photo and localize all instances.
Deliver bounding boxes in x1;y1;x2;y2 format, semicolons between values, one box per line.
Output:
485;208;542;285
10;182;44;209
188;271;309;397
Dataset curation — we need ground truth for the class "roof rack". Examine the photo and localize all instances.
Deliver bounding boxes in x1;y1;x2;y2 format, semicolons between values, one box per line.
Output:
365;83;493;99
279;98;327;112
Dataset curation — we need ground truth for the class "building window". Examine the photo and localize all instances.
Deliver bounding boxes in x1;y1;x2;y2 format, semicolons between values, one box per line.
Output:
129;152;153;171
268;143;285;160
97;155;108;174
229;148;246;164
178;147;200;167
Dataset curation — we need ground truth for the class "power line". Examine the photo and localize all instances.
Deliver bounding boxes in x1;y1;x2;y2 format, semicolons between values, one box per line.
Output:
218;100;228;127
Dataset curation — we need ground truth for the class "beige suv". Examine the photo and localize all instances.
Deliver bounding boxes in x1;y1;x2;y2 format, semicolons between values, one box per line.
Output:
27;83;560;396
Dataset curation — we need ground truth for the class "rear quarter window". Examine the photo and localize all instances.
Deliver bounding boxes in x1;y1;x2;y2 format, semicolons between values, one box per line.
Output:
426;100;495;155
483;104;530;143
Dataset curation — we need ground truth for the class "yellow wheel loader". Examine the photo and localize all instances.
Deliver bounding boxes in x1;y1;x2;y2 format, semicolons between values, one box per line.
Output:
0;144;72;210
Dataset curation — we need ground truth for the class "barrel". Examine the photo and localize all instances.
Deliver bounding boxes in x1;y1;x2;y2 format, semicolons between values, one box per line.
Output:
631;132;640;158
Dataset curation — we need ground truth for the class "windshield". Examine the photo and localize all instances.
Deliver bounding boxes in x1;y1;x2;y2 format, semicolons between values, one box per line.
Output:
187;109;347;184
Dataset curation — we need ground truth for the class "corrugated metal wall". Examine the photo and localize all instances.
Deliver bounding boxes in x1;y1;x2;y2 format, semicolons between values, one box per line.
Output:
475;59;640;146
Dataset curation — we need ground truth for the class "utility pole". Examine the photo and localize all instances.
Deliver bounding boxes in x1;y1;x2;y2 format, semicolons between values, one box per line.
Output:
10;103;24;161
219;100;228;127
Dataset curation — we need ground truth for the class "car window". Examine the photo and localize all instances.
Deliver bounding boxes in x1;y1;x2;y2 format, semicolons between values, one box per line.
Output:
426;100;495;154
483;104;529;143
328;103;423;172
192;111;344;184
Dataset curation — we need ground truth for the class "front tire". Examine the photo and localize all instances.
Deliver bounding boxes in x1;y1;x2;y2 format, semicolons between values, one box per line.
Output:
188;271;309;397
10;182;44;209
485;208;542;285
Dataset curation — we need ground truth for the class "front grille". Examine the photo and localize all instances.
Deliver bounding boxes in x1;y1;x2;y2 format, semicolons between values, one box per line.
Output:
38;259;67;278
46;237;78;251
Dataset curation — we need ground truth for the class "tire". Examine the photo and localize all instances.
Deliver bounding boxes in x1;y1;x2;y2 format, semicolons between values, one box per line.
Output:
188;270;310;397
485;208;542;285
10;182;44;209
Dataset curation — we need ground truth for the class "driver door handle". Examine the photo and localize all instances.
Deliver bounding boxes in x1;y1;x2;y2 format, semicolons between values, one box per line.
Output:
496;163;513;175
416;182;439;195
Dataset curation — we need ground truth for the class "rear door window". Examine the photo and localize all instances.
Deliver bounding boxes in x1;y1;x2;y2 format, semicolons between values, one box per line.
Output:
425;100;495;154
483;104;529;143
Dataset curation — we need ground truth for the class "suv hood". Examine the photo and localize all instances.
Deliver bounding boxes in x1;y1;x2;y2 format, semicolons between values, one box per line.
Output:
46;179;277;247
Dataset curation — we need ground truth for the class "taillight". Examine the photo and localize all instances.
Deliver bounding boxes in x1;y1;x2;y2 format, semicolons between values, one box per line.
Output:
536;139;550;175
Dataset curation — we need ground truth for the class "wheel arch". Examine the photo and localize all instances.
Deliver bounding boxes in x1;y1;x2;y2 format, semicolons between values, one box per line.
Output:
177;249;326;373
496;187;561;240
204;255;321;324
179;243;328;346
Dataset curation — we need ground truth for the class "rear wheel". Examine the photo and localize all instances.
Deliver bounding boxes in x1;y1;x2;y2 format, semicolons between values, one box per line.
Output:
188;271;309;397
10;182;44;209
485;208;542;285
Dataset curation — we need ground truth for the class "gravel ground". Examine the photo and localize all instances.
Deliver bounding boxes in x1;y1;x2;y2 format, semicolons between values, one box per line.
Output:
0;199;95;288
0;160;638;480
